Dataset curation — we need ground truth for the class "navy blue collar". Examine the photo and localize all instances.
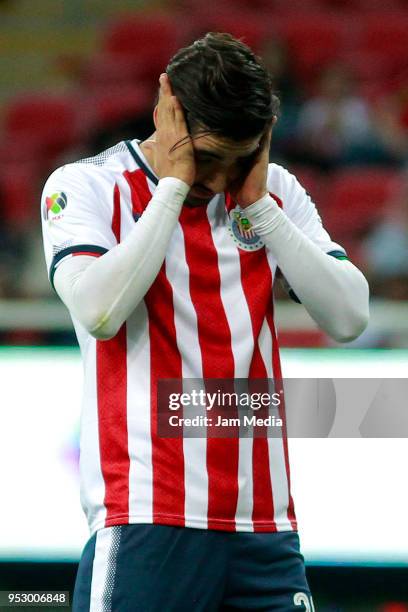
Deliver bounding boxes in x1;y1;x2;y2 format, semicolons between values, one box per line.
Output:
125;140;158;186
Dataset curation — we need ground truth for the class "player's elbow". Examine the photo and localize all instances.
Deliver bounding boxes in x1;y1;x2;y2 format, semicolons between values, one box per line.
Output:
330;302;370;343
81;310;121;341
89;320;121;341
330;272;370;343
331;315;369;343
89;326;119;341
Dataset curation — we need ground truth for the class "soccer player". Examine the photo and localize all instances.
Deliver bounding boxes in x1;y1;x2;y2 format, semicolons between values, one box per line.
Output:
41;33;369;611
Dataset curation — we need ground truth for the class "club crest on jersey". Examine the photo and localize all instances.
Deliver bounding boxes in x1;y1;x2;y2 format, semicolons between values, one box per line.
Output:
228;206;264;251
43;192;67;221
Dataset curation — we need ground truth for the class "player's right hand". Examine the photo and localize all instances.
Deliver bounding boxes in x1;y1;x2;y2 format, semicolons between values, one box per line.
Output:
151;73;196;187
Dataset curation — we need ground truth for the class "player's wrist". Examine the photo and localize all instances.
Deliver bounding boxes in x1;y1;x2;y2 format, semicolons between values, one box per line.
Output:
158;166;194;186
237;190;268;209
155;177;190;209
167;172;194;187
242;191;273;212
243;193;283;237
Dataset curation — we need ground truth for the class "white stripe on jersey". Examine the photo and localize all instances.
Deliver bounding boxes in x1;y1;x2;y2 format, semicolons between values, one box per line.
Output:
126;302;153;523
258;317;293;531
76;325;107;532
117;171;154;524
165;222;209;528
206;197;256;531
116;170;135;220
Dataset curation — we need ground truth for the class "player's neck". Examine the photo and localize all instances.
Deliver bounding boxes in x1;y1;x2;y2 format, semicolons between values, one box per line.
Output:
139;134;158;177
139;133;211;208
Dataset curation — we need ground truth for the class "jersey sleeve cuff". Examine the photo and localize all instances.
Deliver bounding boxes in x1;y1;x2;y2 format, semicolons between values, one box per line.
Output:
49;244;108;290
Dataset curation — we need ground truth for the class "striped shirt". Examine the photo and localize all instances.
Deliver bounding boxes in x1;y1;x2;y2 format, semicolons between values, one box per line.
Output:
41;139;345;535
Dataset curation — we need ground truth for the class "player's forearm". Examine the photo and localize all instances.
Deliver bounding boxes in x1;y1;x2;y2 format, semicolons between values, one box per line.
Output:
54;177;189;339
244;194;370;342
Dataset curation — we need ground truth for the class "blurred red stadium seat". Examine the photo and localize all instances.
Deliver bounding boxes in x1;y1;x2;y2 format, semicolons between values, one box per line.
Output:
85;84;153;130
323;167;401;236
380;604;408;612
0;162;41;226
323;0;405;9
84;54;155;91
359;14;408;55
191;12;270;51
0;134;44;166
287;165;327;209
276;14;351;83
3;94;82;162
344;50;401;86
353;14;408;82
354;0;406;9
102;13;185;75
271;0;326;11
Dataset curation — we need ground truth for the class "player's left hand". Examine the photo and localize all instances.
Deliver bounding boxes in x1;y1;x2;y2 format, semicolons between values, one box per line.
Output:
230;120;274;209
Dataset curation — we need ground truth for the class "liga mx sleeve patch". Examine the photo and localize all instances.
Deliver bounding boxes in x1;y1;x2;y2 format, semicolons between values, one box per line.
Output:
43;191;68;221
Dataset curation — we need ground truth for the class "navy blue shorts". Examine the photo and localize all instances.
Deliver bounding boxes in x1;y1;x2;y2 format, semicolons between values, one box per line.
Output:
72;524;314;611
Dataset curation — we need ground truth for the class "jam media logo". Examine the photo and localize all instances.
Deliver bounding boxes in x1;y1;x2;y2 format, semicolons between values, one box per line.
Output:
43;191;67;220
228;206;264;251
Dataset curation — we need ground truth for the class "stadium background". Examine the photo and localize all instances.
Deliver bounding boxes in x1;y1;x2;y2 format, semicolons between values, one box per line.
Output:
0;0;407;610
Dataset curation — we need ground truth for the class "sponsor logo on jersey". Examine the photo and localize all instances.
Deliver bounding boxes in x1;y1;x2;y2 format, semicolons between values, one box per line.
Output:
228;206;264;251
43;191;67;220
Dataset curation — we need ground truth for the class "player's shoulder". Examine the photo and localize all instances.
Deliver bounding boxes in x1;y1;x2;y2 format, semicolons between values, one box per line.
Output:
266;162;312;217
44;141;133;191
267;162;303;200
73;140;133;174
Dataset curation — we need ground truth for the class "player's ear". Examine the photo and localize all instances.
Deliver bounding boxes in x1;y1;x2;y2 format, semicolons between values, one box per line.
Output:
153;105;158;129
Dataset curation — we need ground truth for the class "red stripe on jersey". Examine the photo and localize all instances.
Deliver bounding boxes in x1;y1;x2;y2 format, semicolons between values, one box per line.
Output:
144;264;185;526
270;192;283;209
112;183;122;241
72;251;102;258
124;169;185;525
97;326;129;526
266;308;297;530
97;185;130;527
238;243;277;532
123;169;151;216
180;205;239;531
128;174;185;526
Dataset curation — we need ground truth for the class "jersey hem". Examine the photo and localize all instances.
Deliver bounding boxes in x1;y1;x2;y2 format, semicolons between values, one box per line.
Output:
89;513;298;536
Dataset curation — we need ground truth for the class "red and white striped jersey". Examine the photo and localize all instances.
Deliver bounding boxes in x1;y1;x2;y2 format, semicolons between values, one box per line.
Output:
41;140;345;535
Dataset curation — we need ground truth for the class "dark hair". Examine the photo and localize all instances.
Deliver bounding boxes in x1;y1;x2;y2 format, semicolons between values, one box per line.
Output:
166;32;279;141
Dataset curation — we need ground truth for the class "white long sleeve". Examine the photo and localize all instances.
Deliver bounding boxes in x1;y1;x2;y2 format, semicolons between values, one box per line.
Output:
244;193;370;342
53;177;189;340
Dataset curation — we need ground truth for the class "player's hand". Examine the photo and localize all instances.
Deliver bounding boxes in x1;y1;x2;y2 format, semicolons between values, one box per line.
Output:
146;73;196;187
229;122;274;209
